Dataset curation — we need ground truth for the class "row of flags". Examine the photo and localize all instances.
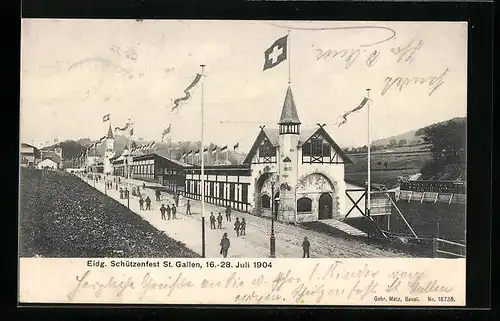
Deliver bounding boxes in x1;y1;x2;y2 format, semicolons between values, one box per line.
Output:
180;143;239;158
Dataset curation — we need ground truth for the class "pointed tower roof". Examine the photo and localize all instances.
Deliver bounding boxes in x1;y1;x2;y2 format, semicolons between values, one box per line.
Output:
106;124;114;139
278;86;301;124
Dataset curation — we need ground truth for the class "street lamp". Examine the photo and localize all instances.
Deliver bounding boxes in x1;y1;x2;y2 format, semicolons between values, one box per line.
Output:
270;176;279;258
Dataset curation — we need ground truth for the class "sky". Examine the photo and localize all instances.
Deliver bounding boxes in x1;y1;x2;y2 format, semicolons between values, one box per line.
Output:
20;19;467;150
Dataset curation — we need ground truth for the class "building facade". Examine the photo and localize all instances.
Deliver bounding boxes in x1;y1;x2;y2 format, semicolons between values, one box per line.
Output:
182;86;353;223
20;143;41;167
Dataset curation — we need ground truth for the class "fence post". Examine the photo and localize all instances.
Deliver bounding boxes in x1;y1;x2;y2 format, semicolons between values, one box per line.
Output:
432;238;438;258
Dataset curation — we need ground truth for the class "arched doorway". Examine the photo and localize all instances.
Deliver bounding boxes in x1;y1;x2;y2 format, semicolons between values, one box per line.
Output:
318;193;333;220
253;172;275;215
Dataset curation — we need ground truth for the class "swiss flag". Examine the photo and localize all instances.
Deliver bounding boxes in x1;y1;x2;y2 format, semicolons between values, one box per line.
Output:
263;35;288;71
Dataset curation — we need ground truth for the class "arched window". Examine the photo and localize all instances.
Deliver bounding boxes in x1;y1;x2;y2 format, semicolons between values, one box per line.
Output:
261;194;271;208
297;197;312;213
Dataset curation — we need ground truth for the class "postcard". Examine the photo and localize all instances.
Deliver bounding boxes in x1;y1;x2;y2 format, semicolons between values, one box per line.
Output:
19;19;467;305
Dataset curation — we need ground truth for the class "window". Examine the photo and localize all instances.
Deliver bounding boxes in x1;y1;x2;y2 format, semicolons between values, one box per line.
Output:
219;183;225;200
241;184;248;203
229;183;235;200
209;182;214;197
311;138;323;156
261;194;270;208
322;143;331;157
259;139;276;158
297;197;312;212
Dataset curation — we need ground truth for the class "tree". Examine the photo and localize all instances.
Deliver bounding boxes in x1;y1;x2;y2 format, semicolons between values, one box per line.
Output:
421;120;466;179
389;139;397;147
398;139;407;146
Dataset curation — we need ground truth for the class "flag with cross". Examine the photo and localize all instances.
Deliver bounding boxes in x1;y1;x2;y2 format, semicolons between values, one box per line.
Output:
263;35;288;71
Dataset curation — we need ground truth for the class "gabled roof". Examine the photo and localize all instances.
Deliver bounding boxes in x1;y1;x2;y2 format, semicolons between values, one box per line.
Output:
42;151;62;164
133;153;192;168
21;143;37;150
243;129;278;164
106;124;114;139
263;128;279;146
298;127;353;164
279;86;301;124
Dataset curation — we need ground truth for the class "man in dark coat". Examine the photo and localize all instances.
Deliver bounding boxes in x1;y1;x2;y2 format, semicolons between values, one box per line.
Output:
119;188;124;199
174;194;179;207
155;189;161;202
217;212;223;229
225;206;232;222
160;204;166;220
302;237;310;258
220;233;230;258
210;212;216;229
240;218;246;236
145;196;151;210
186;200;192;215
171;203;177;219
166;204;171;220
234;218;241;237
139;197;144;210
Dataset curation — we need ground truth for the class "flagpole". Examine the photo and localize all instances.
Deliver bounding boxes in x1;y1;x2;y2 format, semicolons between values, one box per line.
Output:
366;89;371;220
127;118;131;209
93;143;96;187
200;64;206;258
287;29;291;84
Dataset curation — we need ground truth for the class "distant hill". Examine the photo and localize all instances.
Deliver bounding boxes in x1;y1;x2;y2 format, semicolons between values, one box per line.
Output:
371;117;466;147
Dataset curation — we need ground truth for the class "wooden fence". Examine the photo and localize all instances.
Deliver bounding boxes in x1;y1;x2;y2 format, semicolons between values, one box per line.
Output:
432;237;466;258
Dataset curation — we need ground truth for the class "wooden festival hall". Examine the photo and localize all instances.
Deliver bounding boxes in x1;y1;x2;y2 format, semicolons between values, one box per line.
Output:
184;164;252;213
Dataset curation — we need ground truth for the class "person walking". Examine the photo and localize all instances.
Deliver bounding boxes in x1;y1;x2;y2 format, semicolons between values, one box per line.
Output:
155;189;161;202
171;203;177;219
210;212;216;229
119;188;124;199
217;212;223;229
234;218;241;237
139;197;144;210
302;237;310;258
124;187;129;200
186;200;192;215
160;204;166;220
219;233;230;258
174;194;179;207
145;196;151;210
240;218;246;236
225;206;232;222
143;182;146;189
166;204;172;220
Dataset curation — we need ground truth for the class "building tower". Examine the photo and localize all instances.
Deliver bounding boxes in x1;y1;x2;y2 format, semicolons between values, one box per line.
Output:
277;86;301;222
103;124;115;175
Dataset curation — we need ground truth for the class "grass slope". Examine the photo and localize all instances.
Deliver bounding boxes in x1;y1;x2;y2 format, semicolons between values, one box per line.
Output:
19;168;200;258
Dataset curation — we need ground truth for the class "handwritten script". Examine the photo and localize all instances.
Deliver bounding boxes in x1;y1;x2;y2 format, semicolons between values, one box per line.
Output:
66;261;456;304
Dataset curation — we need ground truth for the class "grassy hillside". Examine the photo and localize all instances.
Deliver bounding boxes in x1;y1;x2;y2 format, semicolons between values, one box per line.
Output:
345;151;432;188
19;168;200;258
370;117;466;147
